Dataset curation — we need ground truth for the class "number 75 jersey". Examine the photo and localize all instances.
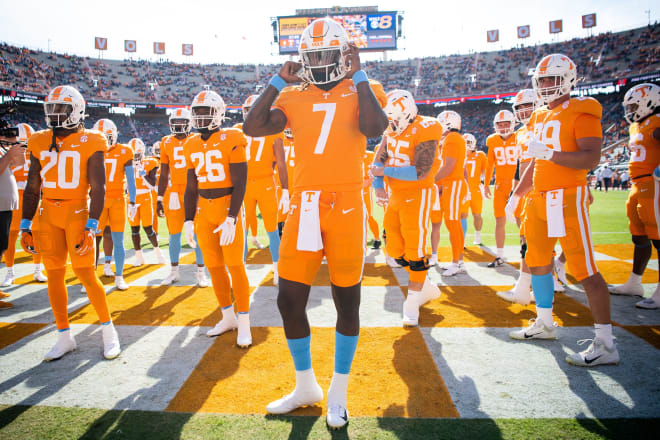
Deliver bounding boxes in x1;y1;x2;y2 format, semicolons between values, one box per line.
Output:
27;129;108;200
183;128;247;189
274;79;387;192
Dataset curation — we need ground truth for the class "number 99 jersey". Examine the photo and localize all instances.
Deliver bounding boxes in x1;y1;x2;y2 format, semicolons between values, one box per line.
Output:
27;129;108;200
183;128;247;189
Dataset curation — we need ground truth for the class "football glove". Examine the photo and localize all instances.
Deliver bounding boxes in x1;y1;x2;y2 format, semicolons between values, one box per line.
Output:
75;219;99;256
213;216;237;246
184;220;196;249
128;203;138;222
278;189;290;214
527;139;554;161
19;219;37;255
505;195;520;225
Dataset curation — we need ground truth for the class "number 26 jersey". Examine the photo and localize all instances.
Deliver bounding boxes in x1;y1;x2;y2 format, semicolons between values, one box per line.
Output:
183;128;247;190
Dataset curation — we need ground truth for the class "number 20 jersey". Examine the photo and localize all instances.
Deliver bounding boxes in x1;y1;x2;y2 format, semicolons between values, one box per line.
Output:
273;79;387;192
27;129;108;200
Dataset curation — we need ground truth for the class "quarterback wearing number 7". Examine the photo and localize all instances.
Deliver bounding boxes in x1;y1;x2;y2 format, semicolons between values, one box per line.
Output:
243;17;388;429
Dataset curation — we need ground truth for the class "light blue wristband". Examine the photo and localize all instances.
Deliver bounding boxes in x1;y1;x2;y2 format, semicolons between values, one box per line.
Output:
384;166;418;181
372;176;384;189
85;218;99;231
269;75;287;92
352;70;368;86
20;219;32;231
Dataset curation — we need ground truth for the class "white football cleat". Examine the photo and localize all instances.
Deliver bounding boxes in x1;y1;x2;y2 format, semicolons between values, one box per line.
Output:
419;277;441;305
161;268;180;286
509;318;557;340
555;260;568;285
402;291;420;327
553;274;565;292
115;276;129;291
102;323;121;360
44;330;76;362
636;297;660;309
133;250;145;267
266;384;323;414
327;403;349;429
154;247;166;265
1;269;15;287
236;313;252;348
251;236;266;250
103;263;114;277
610;280;644;297
428;254;438;266
80;284;86;294
442;262;463;276
473;231;482;245
33;268;48;283
196;268;209;288
565;337;619;367
273;265;279;286
207;310;238;337
497;286;532;306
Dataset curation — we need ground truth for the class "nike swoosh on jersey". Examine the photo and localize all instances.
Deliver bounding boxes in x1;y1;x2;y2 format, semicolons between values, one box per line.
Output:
70;144;80;148
342;93;355;98
342;208;355;214
75;209;86;214
405;198;415;203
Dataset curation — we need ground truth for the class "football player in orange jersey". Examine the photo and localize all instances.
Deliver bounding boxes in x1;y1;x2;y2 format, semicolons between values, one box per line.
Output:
2;123;47;287
92;119;136;291
276;128;296;236
485;109;518;267
362;147;381;248
183;90;252;347
463;133;487;245
371;89;441;326
434;110;468;276
128;138;164;266
509;54;619;366
157;109;208;287
610;83;660;309
236;95;289;282
243;17;388;428
20;85;120;361
150;141;160;235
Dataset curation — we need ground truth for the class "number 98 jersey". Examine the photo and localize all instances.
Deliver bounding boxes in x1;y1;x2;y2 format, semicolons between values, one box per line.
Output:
183;128;247;190
274;79;387;192
27;129;108;200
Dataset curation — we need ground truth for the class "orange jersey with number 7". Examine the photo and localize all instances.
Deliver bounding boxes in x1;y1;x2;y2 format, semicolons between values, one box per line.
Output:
183;128;247;190
465;150;487;187
485;133;518;184
104;143;133;198
27;129;108;200
160;134;191;186
273;79;387;192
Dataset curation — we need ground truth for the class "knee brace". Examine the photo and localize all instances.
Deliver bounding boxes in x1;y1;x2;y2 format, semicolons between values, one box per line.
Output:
131;226;140;236
520;242;527;259
408;257;431;272
394;255;409;267
144;226;156;237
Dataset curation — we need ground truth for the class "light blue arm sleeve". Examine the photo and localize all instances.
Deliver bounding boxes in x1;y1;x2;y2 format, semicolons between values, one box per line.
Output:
383;166;418;181
124;165;136;204
371;161;384;189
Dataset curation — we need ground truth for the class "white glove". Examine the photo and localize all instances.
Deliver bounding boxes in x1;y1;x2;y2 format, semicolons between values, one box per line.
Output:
279;189;290;213
128;203;138;222
527;139;554;161
184;220;196;248
213;216;237;246
505;195;520;224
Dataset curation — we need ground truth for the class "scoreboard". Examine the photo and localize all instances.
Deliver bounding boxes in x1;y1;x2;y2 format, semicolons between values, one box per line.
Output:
277;12;398;55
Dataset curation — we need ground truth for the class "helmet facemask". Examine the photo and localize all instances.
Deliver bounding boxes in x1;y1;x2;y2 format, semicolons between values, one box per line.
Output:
495;121;513;137
170;118;191;135
533;75;565;105
45;103;75;129
191;106;222;131
299;47;347;85
513;102;535;125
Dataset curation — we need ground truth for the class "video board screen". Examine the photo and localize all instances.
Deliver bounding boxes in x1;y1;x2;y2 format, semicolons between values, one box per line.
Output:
278;12;397;54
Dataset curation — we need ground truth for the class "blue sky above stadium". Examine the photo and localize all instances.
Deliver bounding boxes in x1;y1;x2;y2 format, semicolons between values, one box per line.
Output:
0;0;657;64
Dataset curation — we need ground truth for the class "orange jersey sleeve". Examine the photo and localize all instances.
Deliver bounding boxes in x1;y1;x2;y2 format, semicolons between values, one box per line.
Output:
184;128;247;190
629;114;660;180
440;131;467;182
160;134;190;186
485;133;518;184
27;129;107;200
384;115;441;191
532;96;602;192
12;159;29;190
273;78;386;192
104;143;133;198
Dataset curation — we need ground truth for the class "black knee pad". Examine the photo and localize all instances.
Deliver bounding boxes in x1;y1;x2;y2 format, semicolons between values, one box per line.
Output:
409;257;431;271
394;255;409;267
520;242;527;259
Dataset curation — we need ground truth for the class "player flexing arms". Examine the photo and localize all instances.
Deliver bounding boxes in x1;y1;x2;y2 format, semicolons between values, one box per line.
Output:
435;110;468;276
2;123;47;287
463;133;487;245
610;83;660;308
484;110;518;266
510;54;619;366
129;139;164;266
92;119;136;290
183;90;252;346
20;85;120;361
371;89;441;326
236;95;289;282
157;109;208;287
243;18;388;428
